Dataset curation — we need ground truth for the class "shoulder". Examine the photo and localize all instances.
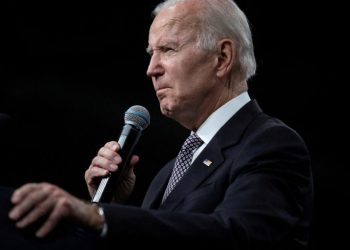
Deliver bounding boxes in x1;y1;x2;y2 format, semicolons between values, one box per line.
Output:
247;113;307;149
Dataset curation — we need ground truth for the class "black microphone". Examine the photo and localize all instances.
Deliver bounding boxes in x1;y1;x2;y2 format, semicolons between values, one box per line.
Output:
91;105;150;203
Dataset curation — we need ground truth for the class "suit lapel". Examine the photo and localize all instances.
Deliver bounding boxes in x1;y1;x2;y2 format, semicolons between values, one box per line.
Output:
141;159;175;209
160;136;224;210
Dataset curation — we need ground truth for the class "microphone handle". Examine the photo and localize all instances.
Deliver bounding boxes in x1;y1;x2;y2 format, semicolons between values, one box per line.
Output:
91;124;141;203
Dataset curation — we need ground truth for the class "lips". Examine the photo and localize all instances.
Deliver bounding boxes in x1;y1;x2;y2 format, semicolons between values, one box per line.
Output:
154;83;168;91
155;88;168;100
153;80;170;100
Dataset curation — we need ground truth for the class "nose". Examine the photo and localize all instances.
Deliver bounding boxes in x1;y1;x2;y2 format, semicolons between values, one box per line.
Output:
146;53;164;78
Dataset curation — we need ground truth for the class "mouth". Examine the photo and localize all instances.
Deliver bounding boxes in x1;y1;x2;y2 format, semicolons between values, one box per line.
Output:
155;88;168;100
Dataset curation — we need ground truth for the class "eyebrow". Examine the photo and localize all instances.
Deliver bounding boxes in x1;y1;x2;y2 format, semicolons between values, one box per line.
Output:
146;41;179;55
146;47;152;55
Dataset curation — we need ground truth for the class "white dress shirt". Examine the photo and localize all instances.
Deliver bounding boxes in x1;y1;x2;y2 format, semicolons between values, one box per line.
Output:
191;91;251;163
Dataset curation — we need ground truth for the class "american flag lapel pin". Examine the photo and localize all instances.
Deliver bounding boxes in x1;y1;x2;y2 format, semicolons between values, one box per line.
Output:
203;159;212;167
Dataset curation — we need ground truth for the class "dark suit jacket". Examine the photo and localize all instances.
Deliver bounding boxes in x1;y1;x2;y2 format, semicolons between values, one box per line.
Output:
103;100;313;249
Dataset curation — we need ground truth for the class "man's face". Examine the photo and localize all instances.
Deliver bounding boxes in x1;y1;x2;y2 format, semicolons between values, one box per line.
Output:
146;4;220;128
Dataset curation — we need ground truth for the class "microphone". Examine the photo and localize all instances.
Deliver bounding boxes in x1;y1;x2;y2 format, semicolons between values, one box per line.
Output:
91;105;150;203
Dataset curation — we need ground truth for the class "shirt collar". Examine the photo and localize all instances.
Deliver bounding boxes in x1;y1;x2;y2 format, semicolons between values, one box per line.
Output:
194;91;251;145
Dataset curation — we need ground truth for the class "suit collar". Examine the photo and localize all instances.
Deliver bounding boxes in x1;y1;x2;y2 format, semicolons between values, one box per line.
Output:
215;99;262;149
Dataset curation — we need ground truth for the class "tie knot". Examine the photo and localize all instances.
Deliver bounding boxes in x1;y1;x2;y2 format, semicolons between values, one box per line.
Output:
181;133;203;153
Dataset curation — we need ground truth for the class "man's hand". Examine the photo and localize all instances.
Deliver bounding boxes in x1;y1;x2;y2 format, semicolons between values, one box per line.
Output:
85;141;139;203
8;182;104;238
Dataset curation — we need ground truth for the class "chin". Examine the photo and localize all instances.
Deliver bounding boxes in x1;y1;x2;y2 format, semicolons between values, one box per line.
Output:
161;107;172;118
160;104;175;118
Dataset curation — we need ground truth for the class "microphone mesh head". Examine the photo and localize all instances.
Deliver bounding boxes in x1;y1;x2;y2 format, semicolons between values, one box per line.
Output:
124;105;150;130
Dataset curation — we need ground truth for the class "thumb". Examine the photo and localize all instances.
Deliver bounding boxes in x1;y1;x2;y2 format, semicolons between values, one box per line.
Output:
129;155;140;170
125;155;140;176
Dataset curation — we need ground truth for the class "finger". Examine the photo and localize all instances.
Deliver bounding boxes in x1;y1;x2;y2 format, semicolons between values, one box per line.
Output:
129;155;140;169
97;148;122;165
15;196;53;229
35;199;69;238
85;165;111;185
9;184;49;221
124;155;139;177
97;147;119;160
11;183;38;204
91;155;119;172
104;141;120;151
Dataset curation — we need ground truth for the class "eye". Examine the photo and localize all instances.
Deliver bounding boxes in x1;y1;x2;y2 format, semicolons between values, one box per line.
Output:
146;45;177;57
160;46;175;53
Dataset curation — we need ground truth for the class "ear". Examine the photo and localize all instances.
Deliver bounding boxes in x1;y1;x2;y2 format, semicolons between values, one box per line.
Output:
216;39;235;78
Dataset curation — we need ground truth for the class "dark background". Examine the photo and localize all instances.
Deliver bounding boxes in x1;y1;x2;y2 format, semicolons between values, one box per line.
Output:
0;0;347;248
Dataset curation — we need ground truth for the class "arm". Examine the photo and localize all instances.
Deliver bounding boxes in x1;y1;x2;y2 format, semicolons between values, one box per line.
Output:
8;140;139;238
8;182;105;238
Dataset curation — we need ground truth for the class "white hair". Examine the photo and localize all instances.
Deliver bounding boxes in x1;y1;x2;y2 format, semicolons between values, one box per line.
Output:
153;0;256;82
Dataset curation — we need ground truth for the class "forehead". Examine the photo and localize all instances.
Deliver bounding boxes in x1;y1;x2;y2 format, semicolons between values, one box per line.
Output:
149;3;200;44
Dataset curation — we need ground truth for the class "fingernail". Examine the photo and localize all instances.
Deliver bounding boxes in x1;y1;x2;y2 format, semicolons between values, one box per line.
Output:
9;210;17;220
36;230;45;238
111;143;118;151
11;193;18;203
113;155;121;164
109;164;118;171
16;221;25;228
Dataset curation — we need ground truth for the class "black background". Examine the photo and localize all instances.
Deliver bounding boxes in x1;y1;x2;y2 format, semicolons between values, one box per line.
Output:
0;0;347;248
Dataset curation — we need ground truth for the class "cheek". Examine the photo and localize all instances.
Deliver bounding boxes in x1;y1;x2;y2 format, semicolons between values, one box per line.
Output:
166;54;214;100
166;69;189;98
179;57;215;85
166;89;182;107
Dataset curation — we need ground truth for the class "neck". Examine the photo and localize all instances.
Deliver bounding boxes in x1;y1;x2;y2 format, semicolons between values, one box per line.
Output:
186;87;245;131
